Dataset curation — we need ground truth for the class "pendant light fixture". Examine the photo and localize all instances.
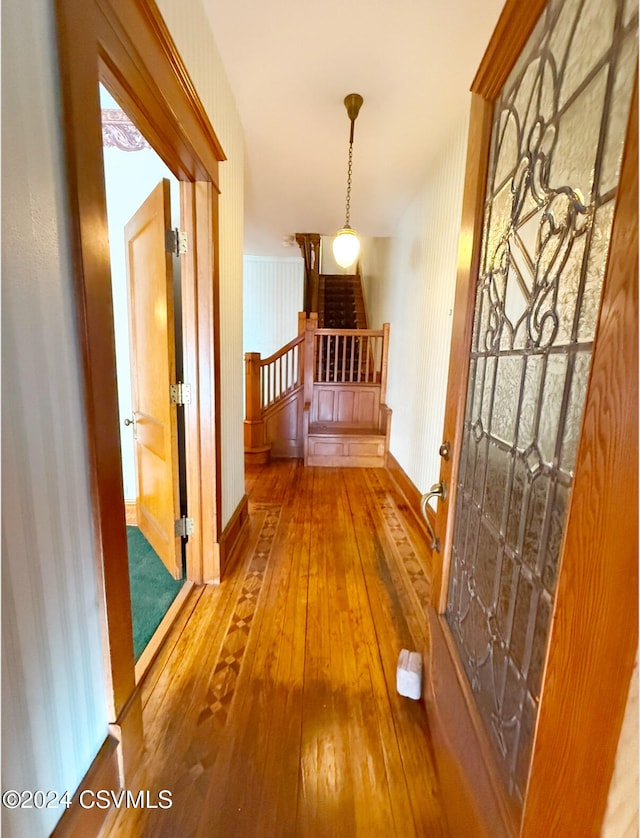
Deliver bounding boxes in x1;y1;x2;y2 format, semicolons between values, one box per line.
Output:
332;93;363;269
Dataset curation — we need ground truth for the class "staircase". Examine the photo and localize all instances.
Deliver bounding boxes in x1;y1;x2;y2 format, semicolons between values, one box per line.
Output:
244;314;391;468
319;274;367;329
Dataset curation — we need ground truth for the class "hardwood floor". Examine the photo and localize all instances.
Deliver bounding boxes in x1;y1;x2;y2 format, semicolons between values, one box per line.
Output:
104;461;449;837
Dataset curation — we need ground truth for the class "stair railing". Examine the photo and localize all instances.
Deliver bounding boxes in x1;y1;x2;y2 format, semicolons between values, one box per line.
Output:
313;323;390;393
245;314;389;459
245;333;304;420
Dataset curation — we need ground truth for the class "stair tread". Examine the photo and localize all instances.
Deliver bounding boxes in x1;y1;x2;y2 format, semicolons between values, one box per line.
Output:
308;423;384;437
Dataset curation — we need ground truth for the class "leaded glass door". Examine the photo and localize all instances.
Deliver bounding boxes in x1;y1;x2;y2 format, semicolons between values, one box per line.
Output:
436;0;637;819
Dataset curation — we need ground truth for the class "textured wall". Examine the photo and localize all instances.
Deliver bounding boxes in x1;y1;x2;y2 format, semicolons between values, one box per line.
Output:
360;114;469;494
243;257;304;358
1;0;109;835
156;0;246;526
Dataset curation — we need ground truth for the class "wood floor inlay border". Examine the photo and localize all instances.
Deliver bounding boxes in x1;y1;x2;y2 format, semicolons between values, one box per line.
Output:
366;471;432;610
200;504;281;728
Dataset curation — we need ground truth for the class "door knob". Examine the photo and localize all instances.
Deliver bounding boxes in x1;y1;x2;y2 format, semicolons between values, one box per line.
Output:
439;440;451;460
124;417;135;427
420;481;447;552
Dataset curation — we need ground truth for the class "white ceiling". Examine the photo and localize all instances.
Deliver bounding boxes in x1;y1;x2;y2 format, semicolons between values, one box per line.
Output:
202;0;506;257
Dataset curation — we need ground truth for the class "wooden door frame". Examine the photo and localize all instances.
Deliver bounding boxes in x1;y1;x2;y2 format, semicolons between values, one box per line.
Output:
54;0;225;727
428;0;638;835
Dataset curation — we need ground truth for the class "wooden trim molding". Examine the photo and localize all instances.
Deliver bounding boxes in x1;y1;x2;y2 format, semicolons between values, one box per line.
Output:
54;0;225;722
385;452;431;541
219;494;250;575
95;0;225;184
135;581;195;683
51;735;120;837
471;0;547;99
521;77;638;838
432;91;494;612
124;501;137;526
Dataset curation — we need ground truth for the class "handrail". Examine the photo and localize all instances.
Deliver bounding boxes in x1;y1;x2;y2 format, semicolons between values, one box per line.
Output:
315;328;385;337
259;333;304;410
259;333;304;367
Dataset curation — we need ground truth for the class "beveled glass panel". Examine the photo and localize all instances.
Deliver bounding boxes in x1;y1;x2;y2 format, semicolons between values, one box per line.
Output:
492;356;523;445
541;480;569;592
482;356;496;429
446;0;636;801
558;0;616;110
485;442;510;531
538;353;567;464
506;457;526;553
578;201;614;341
510;569;534;673
600;31;638;196
522;472;550;572
551;67;609;204
555;233;588;345
475;520;500;605
560;351;592;472
517;355;544;451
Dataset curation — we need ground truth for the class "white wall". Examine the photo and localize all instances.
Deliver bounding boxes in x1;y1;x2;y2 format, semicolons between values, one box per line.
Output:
2;0;109;835
157;0;246;526
243;256;304;358
601;658;639;838
360;114;469;494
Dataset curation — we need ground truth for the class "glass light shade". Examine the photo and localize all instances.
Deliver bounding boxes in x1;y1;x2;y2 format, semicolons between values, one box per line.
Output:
332;227;360;268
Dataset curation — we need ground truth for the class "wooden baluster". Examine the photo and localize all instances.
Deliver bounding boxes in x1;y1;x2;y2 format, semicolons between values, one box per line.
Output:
341;333;347;382
349;335;355;382
332;336;337;383
365;335;370;382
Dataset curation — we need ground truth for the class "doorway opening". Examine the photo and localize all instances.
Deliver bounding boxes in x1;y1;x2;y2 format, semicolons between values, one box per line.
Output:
100;84;186;665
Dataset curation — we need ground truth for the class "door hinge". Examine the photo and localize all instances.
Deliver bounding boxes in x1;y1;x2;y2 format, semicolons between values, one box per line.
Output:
175;516;195;538
170;382;191;405
166;227;188;255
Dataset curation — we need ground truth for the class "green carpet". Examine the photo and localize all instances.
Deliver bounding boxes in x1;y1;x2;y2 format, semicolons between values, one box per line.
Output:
127;526;183;661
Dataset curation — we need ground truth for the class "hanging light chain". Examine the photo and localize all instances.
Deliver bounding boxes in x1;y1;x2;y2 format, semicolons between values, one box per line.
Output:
345;136;354;227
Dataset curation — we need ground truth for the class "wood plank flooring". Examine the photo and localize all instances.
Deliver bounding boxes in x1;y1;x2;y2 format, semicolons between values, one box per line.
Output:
104;461;449;837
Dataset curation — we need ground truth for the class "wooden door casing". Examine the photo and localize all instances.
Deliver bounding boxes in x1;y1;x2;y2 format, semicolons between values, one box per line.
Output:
55;0;224;730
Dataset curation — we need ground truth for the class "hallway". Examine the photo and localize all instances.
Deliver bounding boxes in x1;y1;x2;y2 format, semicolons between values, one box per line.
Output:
105;461;449;836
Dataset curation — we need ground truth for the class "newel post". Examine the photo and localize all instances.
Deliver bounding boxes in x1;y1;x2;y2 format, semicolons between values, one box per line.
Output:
303;313;318;405
244;353;269;460
380;322;390;403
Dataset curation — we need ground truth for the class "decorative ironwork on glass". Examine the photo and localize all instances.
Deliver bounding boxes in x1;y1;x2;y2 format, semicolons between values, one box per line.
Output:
446;0;637;805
